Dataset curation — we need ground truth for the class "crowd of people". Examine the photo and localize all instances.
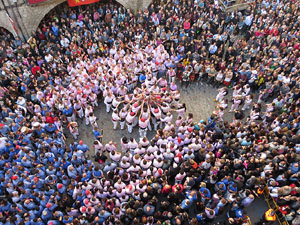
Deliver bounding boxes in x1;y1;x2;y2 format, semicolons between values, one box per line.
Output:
0;0;299;224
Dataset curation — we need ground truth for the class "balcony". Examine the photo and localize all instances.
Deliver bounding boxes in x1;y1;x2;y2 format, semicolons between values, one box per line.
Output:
219;0;255;12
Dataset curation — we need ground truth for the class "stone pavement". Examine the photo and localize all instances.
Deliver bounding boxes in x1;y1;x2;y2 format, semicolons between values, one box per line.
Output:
67;83;222;152
65;82;278;225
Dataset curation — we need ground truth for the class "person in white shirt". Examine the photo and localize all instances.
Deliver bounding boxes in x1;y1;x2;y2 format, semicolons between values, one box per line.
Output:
110;150;121;162
104;92;114;113
126;111;135;134
229;96;242;112
151;106;162;130
112;110;120;130
216;87;228;102
89;113;98;129
93;140;103;156
104;141;117;153
242;95;253;111
175;170;186;184
139;117;149;138
118;108;127;130
73;101;84;119
85;105;93;126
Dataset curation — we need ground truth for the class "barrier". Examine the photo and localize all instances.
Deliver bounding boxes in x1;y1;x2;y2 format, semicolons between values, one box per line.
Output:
262;185;289;225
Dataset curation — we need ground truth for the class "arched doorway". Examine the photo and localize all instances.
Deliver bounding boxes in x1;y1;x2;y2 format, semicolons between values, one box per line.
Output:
0;27;15;45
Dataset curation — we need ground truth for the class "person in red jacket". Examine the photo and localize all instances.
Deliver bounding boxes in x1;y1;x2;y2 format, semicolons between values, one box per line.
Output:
161;184;171;195
45;112;54;124
31;63;41;76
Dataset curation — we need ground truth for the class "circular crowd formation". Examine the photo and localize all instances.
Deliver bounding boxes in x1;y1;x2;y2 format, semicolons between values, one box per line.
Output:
0;0;299;225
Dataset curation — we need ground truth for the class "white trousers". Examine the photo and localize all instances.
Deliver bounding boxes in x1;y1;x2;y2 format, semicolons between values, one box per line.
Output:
105;103;111;113
216;93;225;102
112;121;118;130
67;114;75;123
139;127;147;138
91;100;98;107
120;121;125;130
127;123;133;133
169;76;175;84
76;108;84;118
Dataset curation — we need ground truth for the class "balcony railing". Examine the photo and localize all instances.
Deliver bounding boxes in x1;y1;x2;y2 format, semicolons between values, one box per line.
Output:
219;0;255;11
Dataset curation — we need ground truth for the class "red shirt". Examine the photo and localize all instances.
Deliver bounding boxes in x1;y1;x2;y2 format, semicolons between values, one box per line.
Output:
31;66;41;75
161;185;171;194
46;116;54;124
172;184;183;193
183;21;191;30
270;29;279;36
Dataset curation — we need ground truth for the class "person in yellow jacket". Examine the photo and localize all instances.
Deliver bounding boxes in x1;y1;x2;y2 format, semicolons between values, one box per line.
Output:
256;209;276;225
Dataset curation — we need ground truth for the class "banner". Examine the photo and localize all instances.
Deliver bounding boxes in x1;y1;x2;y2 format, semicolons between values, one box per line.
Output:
68;0;100;7
6;13;18;36
28;0;47;4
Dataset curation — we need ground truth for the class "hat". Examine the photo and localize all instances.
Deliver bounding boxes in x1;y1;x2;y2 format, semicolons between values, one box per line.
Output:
154;108;159;113
46;203;52;208
134;103;139;108
158;168;163;175
85;190;90;195
57;183;63;189
188;127;193;132
130;112;135;116
79;140;83;145
84;199;89;205
141;118;146;122
32;122;40;127
49;222;54;225
84;85;89;89
0;123;4;128
177;153;182;160
21;127;28;133
33;177;39;182
12;175;18;180
81;206;87;212
177;137;181;143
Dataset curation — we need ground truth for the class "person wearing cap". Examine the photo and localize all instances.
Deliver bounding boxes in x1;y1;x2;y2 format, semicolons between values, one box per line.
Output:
151;106;162;130
139;115;150;138
77;140;89;156
126;111;136;134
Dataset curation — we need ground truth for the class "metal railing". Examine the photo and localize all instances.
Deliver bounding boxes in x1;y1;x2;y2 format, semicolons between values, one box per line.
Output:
219;0;255;11
262;185;290;225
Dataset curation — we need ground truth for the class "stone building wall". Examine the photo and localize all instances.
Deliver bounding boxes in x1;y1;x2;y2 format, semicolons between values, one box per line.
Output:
0;0;152;41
